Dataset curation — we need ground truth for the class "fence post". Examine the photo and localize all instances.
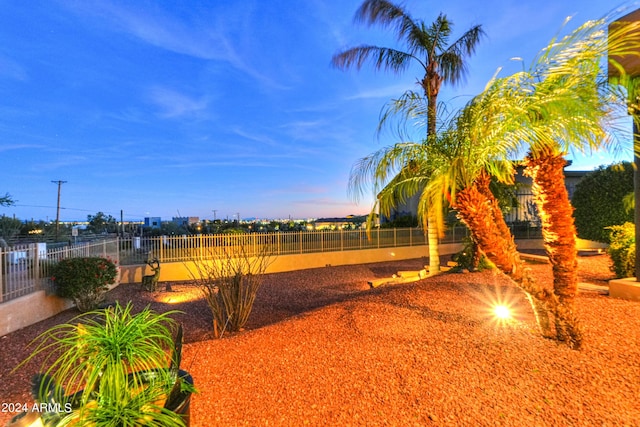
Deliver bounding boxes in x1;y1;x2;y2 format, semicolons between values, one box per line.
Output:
299;230;303;254
252;233;257;257
31;244;40;290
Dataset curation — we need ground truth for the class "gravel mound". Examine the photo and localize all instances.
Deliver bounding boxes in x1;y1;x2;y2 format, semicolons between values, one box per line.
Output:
2;255;639;426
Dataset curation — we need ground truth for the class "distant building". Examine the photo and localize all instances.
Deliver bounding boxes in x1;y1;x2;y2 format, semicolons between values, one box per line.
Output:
172;216;199;226
313;215;366;230
383;164;589;226
502;167;588;225
144;217;161;229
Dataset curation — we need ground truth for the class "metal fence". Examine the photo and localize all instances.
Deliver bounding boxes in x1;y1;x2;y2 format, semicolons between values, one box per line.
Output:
1;223;541;304
0;240;119;303
118;225;470;265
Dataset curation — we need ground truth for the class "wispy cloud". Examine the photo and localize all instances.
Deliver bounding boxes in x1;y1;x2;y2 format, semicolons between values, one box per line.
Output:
0;55;27;81
279;119;326;139
345;82;419;101
147;86;209;119
36;154;89;171
59;0;286;89
292;197;359;208
60;0;229;60
231;127;288;149
0;143;45;152
264;184;328;196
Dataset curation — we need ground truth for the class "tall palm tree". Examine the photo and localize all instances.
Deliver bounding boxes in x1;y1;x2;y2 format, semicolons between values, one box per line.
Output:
333;0;484;275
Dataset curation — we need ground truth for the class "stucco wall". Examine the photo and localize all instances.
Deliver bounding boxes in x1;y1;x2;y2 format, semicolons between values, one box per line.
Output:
0;290;75;337
119;243;461;284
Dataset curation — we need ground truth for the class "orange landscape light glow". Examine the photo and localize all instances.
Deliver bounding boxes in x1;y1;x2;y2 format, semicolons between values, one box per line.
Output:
156;291;201;305
493;304;512;320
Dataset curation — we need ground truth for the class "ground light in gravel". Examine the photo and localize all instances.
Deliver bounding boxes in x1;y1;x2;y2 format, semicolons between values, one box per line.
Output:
468;272;528;328
156;290;201;305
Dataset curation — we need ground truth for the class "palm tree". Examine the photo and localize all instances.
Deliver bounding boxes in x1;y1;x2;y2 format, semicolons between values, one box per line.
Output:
0;193;14;207
406;91;558;339
504;18;638;348
349;94;557;338
453;16;640;349
393;16;638;348
333;0;484;275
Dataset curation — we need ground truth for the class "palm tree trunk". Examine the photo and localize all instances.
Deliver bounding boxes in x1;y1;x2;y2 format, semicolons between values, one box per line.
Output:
454;172;554;338
427;213;440;276
524;151;583;349
425;89;441;276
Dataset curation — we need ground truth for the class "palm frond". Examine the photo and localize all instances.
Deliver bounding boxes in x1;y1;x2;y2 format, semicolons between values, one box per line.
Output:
331;45;414;73
440;24;485;85
348;141;426;202
354;0;421;46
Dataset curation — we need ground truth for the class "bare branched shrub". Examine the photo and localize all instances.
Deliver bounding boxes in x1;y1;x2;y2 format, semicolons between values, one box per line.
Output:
186;242;274;338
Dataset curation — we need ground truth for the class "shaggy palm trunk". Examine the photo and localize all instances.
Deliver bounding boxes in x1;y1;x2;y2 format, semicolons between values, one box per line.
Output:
455;173;553;338
524;151;583;349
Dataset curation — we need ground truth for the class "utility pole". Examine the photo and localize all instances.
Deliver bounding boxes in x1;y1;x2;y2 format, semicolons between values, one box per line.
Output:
212;209;217;221
51;180;67;241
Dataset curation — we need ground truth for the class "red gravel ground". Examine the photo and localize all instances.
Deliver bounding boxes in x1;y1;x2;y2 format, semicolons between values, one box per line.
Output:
1;254;639;426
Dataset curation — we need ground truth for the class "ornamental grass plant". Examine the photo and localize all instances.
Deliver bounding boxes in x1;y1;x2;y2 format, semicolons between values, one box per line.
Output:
12;302;193;427
186;242;274;338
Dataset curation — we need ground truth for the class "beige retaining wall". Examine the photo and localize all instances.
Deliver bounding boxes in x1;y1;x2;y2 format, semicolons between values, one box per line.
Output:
0;290;75;337
0;239;608;336
119;243;461;284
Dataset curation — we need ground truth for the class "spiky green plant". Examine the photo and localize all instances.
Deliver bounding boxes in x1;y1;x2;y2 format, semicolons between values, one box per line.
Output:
15;302;191;427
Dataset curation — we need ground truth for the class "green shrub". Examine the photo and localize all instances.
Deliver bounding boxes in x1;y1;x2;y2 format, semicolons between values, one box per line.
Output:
607;222;635;278
380;214;418;228
572;162;633;243
451;237;493;272
51;257;118;311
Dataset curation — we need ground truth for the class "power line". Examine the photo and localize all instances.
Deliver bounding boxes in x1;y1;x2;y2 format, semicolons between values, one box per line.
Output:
11;204;150;220
14;204;92;211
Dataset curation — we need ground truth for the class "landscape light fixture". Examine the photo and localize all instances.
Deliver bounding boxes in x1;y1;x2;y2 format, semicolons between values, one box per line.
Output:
493;304;512;320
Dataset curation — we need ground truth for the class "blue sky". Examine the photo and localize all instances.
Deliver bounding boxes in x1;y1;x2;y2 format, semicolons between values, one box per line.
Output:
0;0;632;222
